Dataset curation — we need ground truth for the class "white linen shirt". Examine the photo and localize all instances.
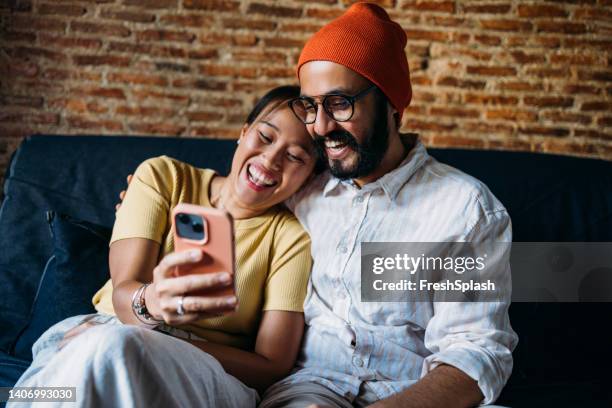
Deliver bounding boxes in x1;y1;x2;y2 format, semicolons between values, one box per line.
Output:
285;138;518;405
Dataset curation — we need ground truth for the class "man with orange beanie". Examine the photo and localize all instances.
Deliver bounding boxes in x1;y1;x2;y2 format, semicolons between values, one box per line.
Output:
260;3;517;407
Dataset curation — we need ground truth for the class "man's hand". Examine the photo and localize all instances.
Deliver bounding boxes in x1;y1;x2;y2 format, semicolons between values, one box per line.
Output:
115;174;133;212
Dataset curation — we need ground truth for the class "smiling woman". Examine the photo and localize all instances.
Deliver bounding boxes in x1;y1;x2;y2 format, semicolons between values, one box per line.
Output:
8;86;324;408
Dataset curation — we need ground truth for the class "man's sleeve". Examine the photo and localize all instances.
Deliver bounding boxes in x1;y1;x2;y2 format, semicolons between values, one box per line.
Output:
421;208;518;405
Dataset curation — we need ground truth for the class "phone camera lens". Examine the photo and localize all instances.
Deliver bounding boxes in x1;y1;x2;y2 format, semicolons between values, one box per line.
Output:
192;222;204;233
178;214;190;224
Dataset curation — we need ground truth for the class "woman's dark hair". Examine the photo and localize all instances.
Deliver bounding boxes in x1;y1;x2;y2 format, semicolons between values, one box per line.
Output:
245;85;326;174
245;85;301;125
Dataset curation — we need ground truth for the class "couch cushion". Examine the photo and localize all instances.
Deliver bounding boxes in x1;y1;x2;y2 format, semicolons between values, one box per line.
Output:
0;134;236;352
11;211;112;360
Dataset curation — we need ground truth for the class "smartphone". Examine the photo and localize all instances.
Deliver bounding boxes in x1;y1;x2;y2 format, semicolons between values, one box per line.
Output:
171;203;236;297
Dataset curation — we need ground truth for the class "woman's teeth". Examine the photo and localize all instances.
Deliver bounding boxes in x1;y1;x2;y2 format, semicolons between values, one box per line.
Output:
247;165;277;187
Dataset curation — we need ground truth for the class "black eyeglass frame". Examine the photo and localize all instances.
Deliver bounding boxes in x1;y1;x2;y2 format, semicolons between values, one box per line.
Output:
288;85;377;124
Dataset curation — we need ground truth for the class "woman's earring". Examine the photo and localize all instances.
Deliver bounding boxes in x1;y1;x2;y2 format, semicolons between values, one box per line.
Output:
236;139;240;145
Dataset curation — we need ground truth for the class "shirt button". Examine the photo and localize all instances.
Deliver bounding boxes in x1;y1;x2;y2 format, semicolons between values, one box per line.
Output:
356;195;364;203
338;246;348;254
353;356;364;367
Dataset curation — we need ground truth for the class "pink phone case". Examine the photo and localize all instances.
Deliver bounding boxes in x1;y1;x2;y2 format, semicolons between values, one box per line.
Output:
171;203;236;297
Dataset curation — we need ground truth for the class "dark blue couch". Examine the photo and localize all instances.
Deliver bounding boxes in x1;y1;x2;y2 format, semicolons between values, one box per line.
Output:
1;134;611;407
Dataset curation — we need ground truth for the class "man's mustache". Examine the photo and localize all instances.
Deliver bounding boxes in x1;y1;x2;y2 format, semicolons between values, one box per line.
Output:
314;131;359;155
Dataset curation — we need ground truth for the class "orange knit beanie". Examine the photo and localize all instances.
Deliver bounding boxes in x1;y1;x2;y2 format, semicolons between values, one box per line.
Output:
297;2;412;120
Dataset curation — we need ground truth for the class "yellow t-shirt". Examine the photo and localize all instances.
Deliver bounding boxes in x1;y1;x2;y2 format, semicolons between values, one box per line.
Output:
92;155;312;350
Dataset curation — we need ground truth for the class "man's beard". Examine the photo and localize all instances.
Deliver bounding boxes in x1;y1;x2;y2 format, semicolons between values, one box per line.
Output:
314;94;389;180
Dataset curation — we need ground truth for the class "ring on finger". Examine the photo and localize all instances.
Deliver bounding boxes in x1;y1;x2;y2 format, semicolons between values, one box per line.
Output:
177;295;186;316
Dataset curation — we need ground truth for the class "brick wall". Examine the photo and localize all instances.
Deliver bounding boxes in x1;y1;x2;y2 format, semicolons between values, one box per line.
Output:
1;0;611;182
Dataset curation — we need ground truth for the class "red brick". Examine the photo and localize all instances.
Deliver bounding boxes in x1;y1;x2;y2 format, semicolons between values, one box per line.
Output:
231;50;287;63
517;5;568;18
550;53;597;65
261;67;295;78
122;0;178;8
521;126;571;137
128;122;185;135
474;34;502;46
342;0;396;7
100;9;156;23
79;87;126;99
264;38;305;48
542;111;592;125
564;84;602;95
247;3;302;17
38;3;87;16
486;109;538;122
437;77;486;89
115;106;176;118
510;51;546;64
197;97;243;108
107;72;167;86
186;111;224;122
405;120;457;132
424;16;466;27
2;31;37;42
38;34;102;49
131;90;190;104
305;8;344;19
199;33;258;46
575;129;612;141
9;46;66;62
525;67;570;78
0;94;43;108
71;22;130;37
402;1;455;13
581;101;612;111
565;38;611;50
9;16;66;32
183;0;240;11
189;126;239;139
488;139;532;150
154;62;190;73
467;66;516;76
597;116;612;127
432;136;486;149
430;107;481;118
67;116;123;132
574;7;612;22
405;29;450;42
187;48;219;59
464;93;518;105
8;60;39;78
136;29;196;43
160;14;215;27
0;112;59;125
497;82;543;92
223;18;277;31
524;96;574;108
578;70;612;82
73;55;130;67
411;75;433;86
172;78;227;91
280;22;322;32
462;3;511;14
200;64;259;79
537;22;587;34
463;122;515;136
480;19;533;32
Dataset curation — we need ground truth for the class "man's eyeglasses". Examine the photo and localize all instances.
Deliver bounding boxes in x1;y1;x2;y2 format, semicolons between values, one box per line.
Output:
288;85;376;124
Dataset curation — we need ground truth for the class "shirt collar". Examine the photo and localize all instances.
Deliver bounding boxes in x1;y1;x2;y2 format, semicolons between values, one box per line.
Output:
322;135;430;201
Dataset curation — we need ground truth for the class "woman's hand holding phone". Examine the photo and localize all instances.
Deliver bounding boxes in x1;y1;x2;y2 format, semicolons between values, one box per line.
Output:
145;248;238;325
